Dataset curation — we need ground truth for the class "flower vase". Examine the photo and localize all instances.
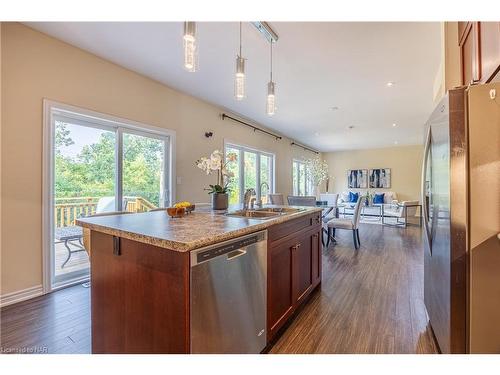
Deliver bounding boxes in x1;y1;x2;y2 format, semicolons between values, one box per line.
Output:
211;193;229;210
315;186;321;200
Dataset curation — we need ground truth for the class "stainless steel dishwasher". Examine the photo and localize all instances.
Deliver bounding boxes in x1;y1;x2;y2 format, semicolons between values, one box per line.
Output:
190;230;267;353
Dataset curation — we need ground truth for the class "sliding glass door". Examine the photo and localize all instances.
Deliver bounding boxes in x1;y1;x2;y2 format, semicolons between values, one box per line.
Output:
53;120;116;284
50;109;171;288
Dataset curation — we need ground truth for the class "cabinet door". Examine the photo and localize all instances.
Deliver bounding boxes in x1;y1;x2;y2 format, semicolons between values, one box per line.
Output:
478;22;500;83
293;232;313;306
460;22;481;85
311;230;322;287
268;235;296;338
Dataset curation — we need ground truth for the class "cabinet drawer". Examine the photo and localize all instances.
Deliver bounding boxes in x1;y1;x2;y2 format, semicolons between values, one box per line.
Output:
268;213;321;243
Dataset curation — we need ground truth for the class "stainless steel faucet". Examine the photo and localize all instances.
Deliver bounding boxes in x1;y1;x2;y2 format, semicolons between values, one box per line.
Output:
256;182;270;207
243;188;256;210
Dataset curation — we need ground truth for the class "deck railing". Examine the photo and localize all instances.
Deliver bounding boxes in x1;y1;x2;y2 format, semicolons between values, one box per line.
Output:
54;196;158;227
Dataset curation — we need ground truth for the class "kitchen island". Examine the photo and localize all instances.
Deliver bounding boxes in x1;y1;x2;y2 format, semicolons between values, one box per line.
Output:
77;205;323;353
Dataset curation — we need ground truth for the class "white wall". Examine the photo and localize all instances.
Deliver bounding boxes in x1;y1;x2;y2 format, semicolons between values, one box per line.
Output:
323;145;423;202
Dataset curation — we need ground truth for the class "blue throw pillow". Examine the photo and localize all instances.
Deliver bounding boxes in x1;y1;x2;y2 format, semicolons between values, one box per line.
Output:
349;192;359;203
373;193;385;204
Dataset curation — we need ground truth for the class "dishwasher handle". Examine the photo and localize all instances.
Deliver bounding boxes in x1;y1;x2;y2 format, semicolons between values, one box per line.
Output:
226;249;247;261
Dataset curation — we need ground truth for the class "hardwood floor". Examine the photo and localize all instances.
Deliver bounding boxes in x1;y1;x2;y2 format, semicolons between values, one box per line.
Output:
0;223;438;354
0;283;90;354
270;223;438;353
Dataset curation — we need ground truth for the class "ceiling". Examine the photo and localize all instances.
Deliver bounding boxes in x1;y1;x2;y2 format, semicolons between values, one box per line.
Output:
26;22;442;152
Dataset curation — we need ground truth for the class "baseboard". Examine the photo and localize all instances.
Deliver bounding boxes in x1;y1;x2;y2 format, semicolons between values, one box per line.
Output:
0;285;44;308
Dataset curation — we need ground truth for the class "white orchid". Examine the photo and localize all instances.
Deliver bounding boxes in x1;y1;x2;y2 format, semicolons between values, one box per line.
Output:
196;150;238;194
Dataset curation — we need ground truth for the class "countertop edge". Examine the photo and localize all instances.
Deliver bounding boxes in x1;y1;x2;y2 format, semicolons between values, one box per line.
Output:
76;207;323;252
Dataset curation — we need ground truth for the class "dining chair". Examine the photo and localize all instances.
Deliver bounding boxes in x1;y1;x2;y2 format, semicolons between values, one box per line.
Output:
326;196;363;249
319;193;339;206
287;195;316;206
268;194;285;205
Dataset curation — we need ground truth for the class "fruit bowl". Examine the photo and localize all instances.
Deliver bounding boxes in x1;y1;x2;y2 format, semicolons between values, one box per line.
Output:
173;201;194;214
166;207;186;218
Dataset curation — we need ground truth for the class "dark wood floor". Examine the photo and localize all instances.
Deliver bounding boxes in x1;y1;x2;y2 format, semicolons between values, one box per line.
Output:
0;223;438;354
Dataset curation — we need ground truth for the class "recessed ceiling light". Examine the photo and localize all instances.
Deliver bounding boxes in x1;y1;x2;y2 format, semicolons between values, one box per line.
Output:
386;82;395;87
392;123;397;127
330;106;339;111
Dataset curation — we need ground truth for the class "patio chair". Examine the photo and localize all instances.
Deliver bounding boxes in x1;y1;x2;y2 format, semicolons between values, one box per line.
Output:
57;197;130;268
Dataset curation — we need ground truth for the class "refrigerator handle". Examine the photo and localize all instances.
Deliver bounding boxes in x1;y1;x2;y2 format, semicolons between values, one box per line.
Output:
421;126;432;248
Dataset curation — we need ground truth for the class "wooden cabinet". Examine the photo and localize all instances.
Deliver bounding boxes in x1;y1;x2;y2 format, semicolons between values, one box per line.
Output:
458;21;500;85
90;232;190;354
267;213;322;341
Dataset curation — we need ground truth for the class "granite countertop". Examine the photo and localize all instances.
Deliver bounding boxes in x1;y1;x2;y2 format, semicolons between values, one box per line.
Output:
76;205;323;252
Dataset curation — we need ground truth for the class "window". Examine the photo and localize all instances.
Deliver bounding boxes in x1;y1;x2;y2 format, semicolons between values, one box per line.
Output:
292;159;314;196
45;101;174;290
224;143;275;205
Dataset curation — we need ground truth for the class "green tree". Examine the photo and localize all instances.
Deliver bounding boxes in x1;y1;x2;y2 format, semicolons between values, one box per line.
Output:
54;123;163;206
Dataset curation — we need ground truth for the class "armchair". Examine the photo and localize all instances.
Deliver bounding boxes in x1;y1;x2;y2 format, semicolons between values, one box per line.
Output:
382;200;421;227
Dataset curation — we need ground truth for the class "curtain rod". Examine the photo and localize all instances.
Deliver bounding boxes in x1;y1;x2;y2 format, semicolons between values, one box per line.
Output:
291;142;319;155
221;113;282;141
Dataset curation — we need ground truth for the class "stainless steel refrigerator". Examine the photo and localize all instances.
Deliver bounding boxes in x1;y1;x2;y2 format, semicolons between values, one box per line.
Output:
422;82;500;353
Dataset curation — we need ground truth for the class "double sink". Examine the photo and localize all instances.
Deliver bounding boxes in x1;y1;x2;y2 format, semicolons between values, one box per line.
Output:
225;207;305;220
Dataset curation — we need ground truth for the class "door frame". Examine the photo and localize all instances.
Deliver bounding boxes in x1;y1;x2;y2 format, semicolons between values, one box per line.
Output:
42;99;176;293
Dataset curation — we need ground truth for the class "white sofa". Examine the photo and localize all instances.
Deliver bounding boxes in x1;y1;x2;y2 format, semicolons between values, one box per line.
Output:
338;190;398;205
335;191;420;226
337;191;399;218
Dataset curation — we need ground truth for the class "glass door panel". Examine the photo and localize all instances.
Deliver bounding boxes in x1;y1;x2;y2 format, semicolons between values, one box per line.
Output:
293;161;299;195
244;151;257;195
260;155;271;203
53;119;116;284
122;132;167;212
226;147;241;205
298;162;306;195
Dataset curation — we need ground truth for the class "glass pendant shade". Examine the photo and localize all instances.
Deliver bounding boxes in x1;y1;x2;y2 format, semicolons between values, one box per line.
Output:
266;81;276;116
183;22;197;72
235;56;246;100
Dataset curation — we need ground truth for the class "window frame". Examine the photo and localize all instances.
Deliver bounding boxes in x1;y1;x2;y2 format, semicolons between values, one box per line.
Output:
43;100;176;293
224;141;275;204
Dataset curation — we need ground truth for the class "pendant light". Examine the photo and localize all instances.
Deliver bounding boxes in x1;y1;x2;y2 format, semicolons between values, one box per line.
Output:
235;22;246;100
183;22;197;72
266;41;276;116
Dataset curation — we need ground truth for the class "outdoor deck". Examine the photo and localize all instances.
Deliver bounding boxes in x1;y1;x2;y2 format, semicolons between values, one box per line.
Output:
54;240;89;278
53;195;156;279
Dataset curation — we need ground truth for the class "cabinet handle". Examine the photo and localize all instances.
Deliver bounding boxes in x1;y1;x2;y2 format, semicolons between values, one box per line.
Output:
291;243;302;251
113;236;121;256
